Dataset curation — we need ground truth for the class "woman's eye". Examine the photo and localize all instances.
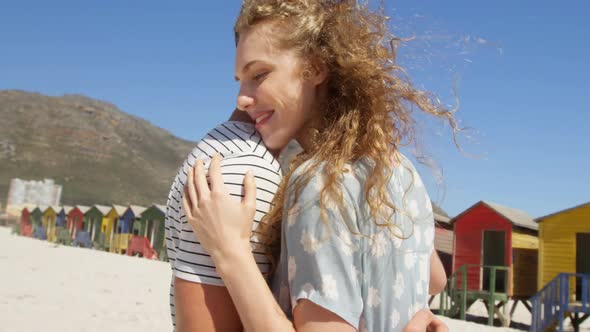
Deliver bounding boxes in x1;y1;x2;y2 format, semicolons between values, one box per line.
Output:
253;72;269;82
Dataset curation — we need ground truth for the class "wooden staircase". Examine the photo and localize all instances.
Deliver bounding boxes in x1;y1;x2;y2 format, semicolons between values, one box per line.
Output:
530;273;590;332
439;264;511;326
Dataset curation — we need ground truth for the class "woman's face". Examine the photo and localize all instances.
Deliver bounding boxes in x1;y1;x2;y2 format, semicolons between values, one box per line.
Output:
234;23;325;151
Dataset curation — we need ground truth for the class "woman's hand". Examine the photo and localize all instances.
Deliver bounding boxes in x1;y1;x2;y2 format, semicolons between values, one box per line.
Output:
182;154;257;263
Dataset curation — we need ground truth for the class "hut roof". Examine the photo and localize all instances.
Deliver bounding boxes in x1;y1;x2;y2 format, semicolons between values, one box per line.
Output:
93;204;112;215
63;206;74;214
75;205;91;214
434;212;451;224
44;206;59;213
112;204;127;216
535;201;590;222
128;205;147;217
154;204;166;213
451;200;538;231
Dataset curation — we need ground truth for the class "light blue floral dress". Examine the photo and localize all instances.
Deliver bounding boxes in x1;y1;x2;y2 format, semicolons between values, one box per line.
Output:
271;155;434;331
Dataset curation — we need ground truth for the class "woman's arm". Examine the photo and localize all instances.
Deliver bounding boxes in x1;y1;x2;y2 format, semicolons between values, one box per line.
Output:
429;250;447;295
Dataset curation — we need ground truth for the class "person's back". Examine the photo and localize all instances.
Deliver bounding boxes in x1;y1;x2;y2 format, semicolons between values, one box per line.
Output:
165;120;282;329
272;154;433;331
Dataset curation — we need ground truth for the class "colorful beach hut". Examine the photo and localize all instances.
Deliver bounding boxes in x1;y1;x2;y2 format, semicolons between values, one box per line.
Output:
31;206;45;239
439;201;539;326
434;212;454;278
451;201;538;298
55;206;73;245
529;201;590;332
536;201;590;293
128;204;165;259
103;205;126;251
111;205;146;254
20;207;33;237
84;205;111;247
68;206;90;247
42;206;59;242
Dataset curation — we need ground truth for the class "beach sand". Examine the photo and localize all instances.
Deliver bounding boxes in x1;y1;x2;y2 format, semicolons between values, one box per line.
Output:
0;226;533;331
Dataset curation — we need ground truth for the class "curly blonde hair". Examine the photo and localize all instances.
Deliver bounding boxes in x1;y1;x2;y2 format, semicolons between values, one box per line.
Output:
235;0;460;268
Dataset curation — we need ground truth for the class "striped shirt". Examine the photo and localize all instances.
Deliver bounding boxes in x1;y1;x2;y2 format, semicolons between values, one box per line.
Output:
165;121;283;328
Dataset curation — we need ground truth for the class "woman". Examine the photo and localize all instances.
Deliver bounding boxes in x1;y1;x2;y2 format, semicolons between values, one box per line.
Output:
183;1;457;331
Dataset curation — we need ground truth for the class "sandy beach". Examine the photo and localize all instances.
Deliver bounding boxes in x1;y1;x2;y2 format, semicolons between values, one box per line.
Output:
0;226;528;332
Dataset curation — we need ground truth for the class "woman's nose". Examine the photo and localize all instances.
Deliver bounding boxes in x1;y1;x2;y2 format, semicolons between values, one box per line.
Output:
236;88;255;111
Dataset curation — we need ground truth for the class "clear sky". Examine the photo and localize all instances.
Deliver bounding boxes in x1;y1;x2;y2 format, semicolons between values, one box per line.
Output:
2;1;588;218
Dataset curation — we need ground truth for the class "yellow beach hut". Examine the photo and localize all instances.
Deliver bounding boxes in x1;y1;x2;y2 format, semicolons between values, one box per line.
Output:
536;201;590;290
103;204;127;252
530;202;590;331
42;206;59;242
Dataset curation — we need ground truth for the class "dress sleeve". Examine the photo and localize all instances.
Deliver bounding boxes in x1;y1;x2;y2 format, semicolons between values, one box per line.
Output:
284;173;363;328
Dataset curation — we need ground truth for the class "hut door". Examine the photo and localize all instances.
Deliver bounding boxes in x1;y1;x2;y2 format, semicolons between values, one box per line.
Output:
576;233;590;299
482;230;507;293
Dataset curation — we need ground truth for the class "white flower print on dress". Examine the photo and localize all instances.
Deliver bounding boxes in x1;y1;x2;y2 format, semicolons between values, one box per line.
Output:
371;231;389;258
407;199;420;219
322;274;339;300
405;252;417;269
350;263;360;280
288;256;296;283
390;309;400;329
413;224;422;246
301;230;321;254
293;283;316;308
339;230;357;256
367;287;382;308
393;272;405;299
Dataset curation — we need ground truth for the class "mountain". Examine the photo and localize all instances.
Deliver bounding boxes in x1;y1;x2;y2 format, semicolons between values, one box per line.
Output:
0;90;195;207
0;89;449;217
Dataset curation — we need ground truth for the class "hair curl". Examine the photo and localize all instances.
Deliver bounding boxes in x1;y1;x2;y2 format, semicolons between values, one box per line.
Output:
235;0;460;270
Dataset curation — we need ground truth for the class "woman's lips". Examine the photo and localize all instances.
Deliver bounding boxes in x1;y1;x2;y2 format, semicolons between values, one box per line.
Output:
254;111;274;129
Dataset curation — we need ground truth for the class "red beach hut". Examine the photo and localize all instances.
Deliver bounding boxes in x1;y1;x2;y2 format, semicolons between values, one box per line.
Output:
20;207;33;237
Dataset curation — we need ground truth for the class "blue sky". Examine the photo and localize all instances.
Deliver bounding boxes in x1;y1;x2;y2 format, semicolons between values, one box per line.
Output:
1;1;588;218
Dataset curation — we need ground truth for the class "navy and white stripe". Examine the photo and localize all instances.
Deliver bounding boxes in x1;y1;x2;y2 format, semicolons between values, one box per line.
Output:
165;121;282;328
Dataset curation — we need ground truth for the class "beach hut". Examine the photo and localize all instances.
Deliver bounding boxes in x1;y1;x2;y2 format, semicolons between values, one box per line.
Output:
440;201;539;326
84;205;111;247
55;206;73;245
111;205;146;254
31;206;45;239
103;205;126;252
434;212;454;278
42;206;59;242
19;207;33;237
536;201;590;294
68;206;90;247
529;202;590;332
451;201;538;298
128;204;165;259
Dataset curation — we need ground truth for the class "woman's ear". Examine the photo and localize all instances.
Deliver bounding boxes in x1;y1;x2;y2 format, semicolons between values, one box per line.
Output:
310;61;328;86
303;59;328;86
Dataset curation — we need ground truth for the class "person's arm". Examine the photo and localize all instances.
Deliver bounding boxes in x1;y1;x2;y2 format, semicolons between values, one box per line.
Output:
174;279;242;331
429;250;447;295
